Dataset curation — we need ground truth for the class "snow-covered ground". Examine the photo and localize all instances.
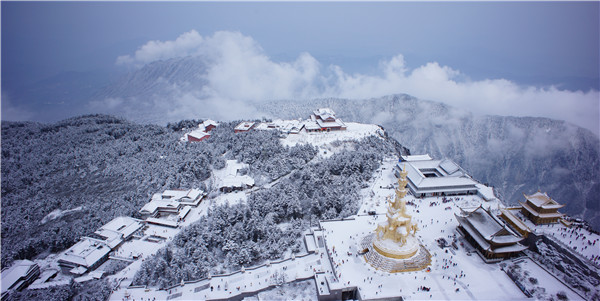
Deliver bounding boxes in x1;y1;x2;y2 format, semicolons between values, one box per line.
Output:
513;210;600;264
321;214;525;300
243;279;318;301
506;257;583;300
281;122;383;149
40;206;83;224
110;252;321;300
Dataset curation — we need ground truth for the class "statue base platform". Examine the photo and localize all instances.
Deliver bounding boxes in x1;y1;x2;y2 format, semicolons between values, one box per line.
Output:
361;233;431;273
372;235;419;259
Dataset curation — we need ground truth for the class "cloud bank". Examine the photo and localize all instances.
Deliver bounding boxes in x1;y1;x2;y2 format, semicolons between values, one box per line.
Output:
113;30;599;135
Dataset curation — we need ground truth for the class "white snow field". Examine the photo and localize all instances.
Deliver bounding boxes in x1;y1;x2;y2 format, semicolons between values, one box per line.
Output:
280;122;383;149
506;257;582;300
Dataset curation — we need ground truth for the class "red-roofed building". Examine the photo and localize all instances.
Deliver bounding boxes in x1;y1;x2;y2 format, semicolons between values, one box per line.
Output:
187;130;210;142
200;119;218;132
305;108;347;132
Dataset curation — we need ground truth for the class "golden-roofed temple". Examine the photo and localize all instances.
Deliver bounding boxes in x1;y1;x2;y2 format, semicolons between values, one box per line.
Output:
520;190;565;225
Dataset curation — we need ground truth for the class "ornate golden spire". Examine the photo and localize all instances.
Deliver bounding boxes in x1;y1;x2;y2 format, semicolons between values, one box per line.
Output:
375;165;418;245
362;163;431;273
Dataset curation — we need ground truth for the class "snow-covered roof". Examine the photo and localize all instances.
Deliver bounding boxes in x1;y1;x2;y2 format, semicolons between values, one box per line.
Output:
187;130;210;140
500;209;532;233
304;120;321;130
492;244;528;254
94;216;144;245
476;184;497;201
178;206;192;220
416;177;477;189
400;154;433;162
159;188;203;201
144;189;204;212
401;159;477;192
456;214;491;250
146;217;179;228
315;117;346;129
524;191;564;209
234;121;256;131
93;229;122;249
439;160;460;174
140;199;181;215
220;175;255;188
456;207;523;245
58;237;111;268
33;269;58;285
520;202;564;218
313;108;336;121
459;207;503;240
407;159;464;177
201;119;218;128
1;260;38;294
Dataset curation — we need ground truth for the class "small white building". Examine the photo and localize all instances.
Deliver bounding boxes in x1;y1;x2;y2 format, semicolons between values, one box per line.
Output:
57;237;111;275
216;161;255;193
1;260;40;297
158;188;205;206
93;216;144;249
396;155;478;198
219;175;255;193
140;188;206;219
234;121;256;133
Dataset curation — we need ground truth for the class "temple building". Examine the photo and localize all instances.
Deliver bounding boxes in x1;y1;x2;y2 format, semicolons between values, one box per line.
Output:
519;191;565;225
395;155;478;198
186;130;210;142
1;260;40;298
304;108;347;132
91;216;144;249
499;208;532;238
140;188;205;220
234;121;256;133
455;206;527;262
361;166;431;273
57;237;111;275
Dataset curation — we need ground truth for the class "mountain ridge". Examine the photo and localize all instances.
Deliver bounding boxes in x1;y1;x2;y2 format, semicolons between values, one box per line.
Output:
256;94;600;230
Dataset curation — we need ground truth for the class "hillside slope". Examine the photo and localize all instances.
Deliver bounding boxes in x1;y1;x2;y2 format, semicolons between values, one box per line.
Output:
257;95;600;229
0;115;325;266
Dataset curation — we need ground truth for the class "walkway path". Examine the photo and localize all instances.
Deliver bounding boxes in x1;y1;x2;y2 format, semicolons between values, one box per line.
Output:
109;251;322;300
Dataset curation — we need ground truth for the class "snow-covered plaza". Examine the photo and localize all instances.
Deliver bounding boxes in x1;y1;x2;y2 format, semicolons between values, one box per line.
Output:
315;157;586;300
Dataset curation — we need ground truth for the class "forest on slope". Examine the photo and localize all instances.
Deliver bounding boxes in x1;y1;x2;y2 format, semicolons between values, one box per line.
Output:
1;114;405;292
132;135;396;288
0;115;326;267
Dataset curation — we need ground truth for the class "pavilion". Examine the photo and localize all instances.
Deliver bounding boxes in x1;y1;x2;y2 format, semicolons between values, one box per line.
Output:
519;191;565;225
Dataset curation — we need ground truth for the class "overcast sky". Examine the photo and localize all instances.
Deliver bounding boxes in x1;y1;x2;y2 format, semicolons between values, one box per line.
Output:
2;1;599;133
